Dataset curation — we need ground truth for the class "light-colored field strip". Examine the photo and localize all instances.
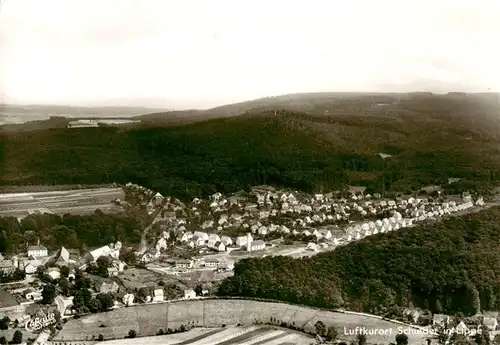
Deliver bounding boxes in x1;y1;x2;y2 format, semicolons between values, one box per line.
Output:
99;328;218;344
0;187;125;216
188;326;259;345
257;333;308;345
235;330;287;345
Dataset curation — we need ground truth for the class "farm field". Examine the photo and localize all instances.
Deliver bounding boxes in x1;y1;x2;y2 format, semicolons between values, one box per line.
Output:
0;187;125;217
53;299;431;345
97;326;314;345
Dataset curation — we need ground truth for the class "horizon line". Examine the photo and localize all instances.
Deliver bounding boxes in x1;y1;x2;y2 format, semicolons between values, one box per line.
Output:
2;90;499;110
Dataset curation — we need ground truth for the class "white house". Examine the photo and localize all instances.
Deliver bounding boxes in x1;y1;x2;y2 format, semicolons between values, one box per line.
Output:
307;242;318;251
27;245;48;258
184;289;196;299
181;231;194;242
47;267;61;280
483;317;499;331
220;236;233;246
236;234;252;247
205;259;220;268
208;233;221;242
175;260;193;269
193;231;209;242
211;241;226;252
89;245;112;262
193;236;207;247
152;289;164;303
249;240;266;251
122;293;135;306
24;263;39;275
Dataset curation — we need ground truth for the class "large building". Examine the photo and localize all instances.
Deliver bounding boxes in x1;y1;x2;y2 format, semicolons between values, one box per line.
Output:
27;245;48;258
0;259;16;275
67;119;99;128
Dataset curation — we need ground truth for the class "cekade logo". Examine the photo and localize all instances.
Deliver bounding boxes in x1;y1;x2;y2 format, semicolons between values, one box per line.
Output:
25;312;56;332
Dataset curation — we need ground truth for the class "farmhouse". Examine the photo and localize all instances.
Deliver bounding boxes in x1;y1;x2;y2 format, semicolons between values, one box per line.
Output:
220;235;233;246
184;289;196;299
56;247;70;265
205;259;220;268
236;234;252;247
24;262;39;275
28;245;48;258
47;267;61;280
89;245;111;261
483;317;499;331
152;289;164;303
175;260;193;269
249;240;266;251
0;258;16;274
97;282;119;294
433;314;450;326
122;293;134;306
24;289;42;301
211;241;226;252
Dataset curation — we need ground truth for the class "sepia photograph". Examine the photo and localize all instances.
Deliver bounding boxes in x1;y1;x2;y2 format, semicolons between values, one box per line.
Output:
0;0;499;344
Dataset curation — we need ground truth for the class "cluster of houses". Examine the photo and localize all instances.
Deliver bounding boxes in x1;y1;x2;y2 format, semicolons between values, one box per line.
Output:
429;313;499;341
132;182;484;263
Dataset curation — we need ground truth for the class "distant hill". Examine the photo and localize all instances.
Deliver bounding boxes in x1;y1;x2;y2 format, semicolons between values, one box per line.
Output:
1;100;499;200
134;92;500;139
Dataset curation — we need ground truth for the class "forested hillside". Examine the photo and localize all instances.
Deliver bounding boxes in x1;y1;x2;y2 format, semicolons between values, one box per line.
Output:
1;108;499;200
0;211;142;253
217;206;500;316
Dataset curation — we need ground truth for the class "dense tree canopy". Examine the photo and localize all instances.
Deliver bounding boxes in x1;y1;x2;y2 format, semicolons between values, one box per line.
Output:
218;207;500;316
1;112;498;201
0;211;141;253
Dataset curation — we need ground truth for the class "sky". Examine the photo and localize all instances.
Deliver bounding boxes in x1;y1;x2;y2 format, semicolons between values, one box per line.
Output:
1;0;499;108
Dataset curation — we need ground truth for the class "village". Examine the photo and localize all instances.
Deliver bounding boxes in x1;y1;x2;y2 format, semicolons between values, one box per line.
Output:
0;182;498;345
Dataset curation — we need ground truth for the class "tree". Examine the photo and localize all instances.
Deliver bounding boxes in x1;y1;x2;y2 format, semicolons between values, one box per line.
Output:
59;277;70;296
357;334;367;345
396;333;409;345
60;265;70;278
327;326;338;341
119;248;137;265
315;320;327;336
0;336;6;345
469;285;481;315
12;330;22;344
98;334;104;341
96;293;114;311
475;326;491;345
194;284;203;296
42;284;57;304
0;317;8;330
128;330;137;338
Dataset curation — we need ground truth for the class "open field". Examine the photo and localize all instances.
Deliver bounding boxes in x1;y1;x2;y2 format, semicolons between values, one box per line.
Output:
117;268;185;291
0;187;125;217
97;325;315;345
53;299;431;345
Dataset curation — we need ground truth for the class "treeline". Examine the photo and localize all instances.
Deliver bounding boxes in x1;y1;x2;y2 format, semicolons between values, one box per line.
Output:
1;114;498;201
217;206;500;316
0;210;142;253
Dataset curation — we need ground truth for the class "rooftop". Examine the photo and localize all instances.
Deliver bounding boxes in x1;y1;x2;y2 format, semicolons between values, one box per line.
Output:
27;245;47;251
